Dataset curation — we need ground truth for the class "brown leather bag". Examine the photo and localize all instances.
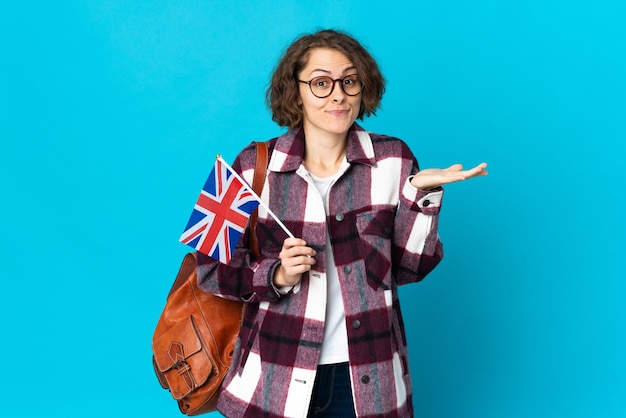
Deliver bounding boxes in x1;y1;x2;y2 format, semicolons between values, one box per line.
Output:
152;141;268;415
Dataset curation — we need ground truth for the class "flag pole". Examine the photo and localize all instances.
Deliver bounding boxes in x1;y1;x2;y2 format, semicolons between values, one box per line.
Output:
217;156;295;239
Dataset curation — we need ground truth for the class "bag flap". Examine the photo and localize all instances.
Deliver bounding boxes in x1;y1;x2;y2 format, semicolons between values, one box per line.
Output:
153;316;206;371
152;316;215;400
152;317;212;370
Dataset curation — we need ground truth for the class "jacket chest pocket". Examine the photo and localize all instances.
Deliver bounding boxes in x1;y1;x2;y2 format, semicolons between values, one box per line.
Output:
356;208;395;291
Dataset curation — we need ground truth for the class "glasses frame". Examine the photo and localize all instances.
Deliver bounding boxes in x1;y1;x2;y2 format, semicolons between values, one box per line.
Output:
298;74;363;99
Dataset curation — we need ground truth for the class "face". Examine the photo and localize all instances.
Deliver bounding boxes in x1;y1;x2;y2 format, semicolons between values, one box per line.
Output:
297;48;362;141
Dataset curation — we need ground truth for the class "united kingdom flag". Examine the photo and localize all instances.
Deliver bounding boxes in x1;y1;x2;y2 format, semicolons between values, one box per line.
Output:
179;157;261;264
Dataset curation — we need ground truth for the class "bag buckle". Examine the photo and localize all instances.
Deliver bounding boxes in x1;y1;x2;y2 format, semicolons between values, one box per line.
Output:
168;341;196;390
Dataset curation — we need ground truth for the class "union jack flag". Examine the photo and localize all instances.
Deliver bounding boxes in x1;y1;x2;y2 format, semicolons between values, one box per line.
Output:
180;157;261;264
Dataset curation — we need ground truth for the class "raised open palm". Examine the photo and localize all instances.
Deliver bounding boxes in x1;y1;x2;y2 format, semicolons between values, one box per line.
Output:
411;162;488;190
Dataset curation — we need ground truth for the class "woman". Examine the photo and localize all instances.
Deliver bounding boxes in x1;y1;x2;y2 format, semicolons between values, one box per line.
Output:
196;29;487;417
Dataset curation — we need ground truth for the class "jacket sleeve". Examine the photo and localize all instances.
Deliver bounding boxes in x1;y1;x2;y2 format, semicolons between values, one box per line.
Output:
195;142;284;303
392;145;444;286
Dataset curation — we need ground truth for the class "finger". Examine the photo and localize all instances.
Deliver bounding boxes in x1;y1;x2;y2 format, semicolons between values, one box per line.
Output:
290;254;317;268
446;164;464;172
469;162;488;172
297;254;316;266
283;263;312;278
283;237;307;249
464;163;489;177
281;245;316;260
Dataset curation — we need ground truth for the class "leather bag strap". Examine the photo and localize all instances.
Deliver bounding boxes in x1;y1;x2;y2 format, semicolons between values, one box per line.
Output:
249;141;269;257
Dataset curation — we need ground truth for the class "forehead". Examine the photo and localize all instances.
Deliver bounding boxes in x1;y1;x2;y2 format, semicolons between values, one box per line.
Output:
300;48;354;75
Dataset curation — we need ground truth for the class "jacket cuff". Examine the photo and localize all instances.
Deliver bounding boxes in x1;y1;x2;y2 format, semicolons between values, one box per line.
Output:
403;177;443;215
243;258;282;302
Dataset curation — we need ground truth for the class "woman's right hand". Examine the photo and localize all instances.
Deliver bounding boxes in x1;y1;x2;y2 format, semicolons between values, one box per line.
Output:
274;238;316;287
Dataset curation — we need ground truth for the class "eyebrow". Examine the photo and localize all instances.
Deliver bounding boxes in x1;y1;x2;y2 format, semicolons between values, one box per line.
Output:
308;66;357;77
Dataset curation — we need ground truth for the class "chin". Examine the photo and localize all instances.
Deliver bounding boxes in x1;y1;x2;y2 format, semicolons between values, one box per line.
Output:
327;120;355;135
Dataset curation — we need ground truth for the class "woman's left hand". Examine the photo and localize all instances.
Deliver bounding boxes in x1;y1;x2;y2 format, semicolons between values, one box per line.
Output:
410;162;488;190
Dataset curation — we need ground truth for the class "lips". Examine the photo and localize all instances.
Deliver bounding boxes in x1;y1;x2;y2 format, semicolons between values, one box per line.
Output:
327;109;349;116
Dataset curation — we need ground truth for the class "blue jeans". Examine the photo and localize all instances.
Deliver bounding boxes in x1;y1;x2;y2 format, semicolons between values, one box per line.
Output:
307;362;357;417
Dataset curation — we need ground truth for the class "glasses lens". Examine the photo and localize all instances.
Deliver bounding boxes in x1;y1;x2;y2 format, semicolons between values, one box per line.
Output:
342;75;361;95
310;76;333;97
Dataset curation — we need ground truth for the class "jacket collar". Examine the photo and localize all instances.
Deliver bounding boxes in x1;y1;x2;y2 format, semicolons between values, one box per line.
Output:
268;123;376;173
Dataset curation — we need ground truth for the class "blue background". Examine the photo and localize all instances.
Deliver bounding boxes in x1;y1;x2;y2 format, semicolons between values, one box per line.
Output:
1;1;624;417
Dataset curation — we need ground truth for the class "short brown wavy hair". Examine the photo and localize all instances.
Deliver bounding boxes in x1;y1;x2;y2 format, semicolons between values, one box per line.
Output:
266;29;386;129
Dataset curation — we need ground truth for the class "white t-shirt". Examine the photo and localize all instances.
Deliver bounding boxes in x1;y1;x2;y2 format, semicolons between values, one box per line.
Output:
309;172;349;365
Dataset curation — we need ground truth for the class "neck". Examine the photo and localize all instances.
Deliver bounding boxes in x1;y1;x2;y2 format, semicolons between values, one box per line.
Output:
303;135;347;178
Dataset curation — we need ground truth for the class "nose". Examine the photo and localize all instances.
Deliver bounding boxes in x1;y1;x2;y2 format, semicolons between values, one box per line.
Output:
331;80;346;102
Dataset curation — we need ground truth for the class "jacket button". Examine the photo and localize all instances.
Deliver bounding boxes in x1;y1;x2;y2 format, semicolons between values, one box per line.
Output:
266;292;275;300
352;320;361;329
343;265;352;274
423;199;431;207
264;240;272;248
361;375;370;384
335;213;344;221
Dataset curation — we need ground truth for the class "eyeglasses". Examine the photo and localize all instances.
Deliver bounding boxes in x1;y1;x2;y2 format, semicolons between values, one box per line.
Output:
298;74;363;98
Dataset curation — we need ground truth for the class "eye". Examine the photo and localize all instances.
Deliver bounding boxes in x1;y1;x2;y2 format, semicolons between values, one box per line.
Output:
344;75;358;85
312;77;331;88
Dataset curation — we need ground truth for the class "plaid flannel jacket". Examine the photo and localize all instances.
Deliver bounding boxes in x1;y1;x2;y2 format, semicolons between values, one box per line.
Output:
196;123;444;417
